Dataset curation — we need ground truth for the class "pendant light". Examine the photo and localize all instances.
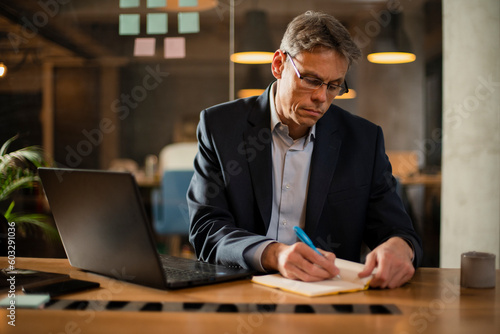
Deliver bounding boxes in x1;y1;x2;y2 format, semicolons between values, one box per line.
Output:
367;11;416;64
230;9;274;64
335;89;357;100
157;0;218;12
0;62;6;78
336;71;357;99
237;65;266;98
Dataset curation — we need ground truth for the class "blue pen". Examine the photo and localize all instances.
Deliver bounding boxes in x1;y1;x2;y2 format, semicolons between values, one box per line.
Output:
293;226;322;256
294;226;342;279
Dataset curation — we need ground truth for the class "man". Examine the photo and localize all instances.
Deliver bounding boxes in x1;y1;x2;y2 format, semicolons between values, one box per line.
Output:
188;11;422;289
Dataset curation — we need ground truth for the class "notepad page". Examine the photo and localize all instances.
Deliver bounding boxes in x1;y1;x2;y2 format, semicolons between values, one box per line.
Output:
251;258;374;297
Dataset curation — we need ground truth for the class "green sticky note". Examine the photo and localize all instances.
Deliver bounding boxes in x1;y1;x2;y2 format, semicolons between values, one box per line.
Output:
179;0;198;7
147;0;166;8
0;294;50;309
119;14;140;35
178;12;199;34
119;0;139;8
147;13;167;34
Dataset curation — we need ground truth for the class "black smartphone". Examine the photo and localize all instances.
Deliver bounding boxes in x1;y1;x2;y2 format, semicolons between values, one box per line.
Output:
22;278;100;297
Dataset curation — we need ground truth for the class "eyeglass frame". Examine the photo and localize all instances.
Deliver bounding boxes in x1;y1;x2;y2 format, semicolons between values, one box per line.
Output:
284;51;349;96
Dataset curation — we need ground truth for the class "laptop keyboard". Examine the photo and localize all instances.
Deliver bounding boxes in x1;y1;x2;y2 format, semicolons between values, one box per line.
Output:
159;256;215;281
163;267;214;281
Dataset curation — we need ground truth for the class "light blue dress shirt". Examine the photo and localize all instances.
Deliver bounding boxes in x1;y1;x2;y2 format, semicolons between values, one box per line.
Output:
243;83;316;271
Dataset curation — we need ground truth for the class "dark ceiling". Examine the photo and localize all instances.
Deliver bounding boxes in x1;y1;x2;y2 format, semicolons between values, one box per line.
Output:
0;0;440;65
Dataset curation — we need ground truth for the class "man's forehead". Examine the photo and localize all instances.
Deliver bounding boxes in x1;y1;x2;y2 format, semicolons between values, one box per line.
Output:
294;49;348;78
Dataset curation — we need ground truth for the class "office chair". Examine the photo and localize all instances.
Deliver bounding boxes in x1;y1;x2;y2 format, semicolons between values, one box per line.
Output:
151;142;197;256
152;169;194;235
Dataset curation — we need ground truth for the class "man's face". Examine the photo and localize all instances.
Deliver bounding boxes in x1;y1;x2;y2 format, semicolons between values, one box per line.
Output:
272;48;348;138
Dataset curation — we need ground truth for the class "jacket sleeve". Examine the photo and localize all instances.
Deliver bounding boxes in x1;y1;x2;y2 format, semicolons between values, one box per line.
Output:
364;126;423;268
187;109;272;269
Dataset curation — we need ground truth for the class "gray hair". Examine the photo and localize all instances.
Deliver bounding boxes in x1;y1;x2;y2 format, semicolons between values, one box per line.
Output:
279;11;361;67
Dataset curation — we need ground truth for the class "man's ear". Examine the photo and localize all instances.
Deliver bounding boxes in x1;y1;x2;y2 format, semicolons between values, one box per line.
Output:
271;50;286;79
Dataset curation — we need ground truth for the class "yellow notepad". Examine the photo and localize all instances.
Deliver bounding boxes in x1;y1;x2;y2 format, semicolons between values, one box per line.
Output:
251;259;373;297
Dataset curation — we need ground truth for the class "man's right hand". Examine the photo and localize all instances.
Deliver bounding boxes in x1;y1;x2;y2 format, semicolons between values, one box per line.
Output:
261;242;340;282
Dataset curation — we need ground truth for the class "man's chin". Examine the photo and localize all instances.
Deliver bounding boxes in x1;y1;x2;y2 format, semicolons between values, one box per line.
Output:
301;113;324;126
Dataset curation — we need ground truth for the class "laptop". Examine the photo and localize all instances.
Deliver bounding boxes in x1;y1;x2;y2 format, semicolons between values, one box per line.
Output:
38;167;253;289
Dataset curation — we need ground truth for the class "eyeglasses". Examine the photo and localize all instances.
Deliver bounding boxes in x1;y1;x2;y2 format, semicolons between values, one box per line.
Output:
285;51;349;97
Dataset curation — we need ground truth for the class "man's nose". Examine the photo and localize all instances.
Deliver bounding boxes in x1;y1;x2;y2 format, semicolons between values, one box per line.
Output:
311;84;328;103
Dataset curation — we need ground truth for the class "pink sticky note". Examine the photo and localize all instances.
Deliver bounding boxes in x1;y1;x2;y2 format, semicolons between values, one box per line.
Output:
134;38;156;56
164;37;186;59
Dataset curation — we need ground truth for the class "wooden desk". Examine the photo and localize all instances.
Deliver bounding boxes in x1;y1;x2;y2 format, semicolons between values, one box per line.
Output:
1;257;499;334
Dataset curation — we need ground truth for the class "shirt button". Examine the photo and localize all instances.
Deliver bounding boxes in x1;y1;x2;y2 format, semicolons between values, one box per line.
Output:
285;184;290;189
282;219;287;226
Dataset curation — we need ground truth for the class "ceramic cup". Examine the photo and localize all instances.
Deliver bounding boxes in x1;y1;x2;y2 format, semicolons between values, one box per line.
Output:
460;251;496;288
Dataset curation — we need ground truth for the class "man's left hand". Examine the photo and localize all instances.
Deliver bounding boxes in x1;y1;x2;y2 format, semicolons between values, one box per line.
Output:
358;237;415;289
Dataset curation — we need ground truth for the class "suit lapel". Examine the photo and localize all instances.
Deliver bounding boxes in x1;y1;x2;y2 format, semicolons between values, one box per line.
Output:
304;109;342;236
244;86;273;231
243;86;343;235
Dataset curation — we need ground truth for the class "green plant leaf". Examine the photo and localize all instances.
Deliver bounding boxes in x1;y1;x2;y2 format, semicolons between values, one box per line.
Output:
0;135;19;156
4;200;15;217
0;135;56;241
0;146;44;172
0;175;40;202
5;213;59;241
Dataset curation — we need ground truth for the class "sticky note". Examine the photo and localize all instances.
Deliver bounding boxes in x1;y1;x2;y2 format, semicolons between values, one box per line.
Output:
120;0;140;8
178;12;200;34
119;14;140;35
164;37;186;59
134;38;156;56
147;0;166;8
179;0;198;7
147;13;168;34
0;294;50;309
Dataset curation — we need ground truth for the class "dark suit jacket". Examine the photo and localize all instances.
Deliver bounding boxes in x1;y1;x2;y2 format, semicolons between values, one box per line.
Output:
187;84;422;270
